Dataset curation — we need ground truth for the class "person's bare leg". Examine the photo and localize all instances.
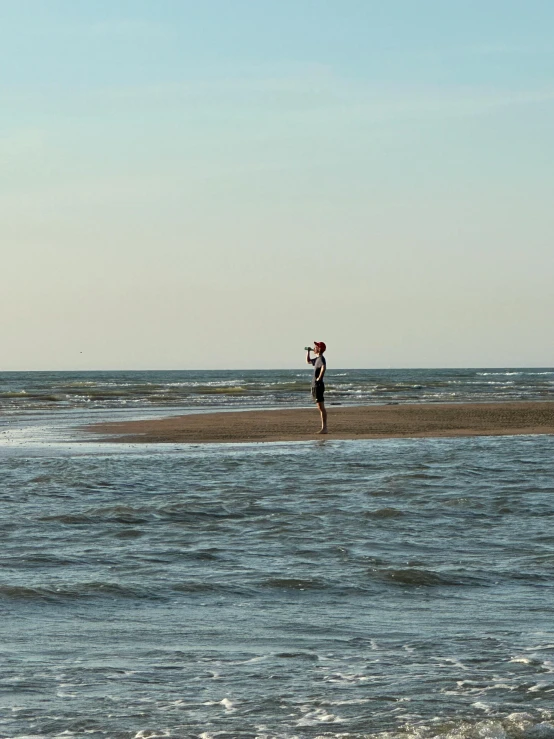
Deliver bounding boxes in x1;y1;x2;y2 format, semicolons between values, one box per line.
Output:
317;402;328;433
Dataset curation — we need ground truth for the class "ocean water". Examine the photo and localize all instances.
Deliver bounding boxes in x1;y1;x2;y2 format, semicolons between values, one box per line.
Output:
1;369;554;738
2;368;554;417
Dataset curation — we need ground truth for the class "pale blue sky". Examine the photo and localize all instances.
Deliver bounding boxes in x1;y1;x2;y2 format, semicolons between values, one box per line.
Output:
2;1;553;369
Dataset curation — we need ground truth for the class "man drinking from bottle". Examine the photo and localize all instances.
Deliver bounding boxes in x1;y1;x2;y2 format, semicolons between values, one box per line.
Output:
306;341;327;434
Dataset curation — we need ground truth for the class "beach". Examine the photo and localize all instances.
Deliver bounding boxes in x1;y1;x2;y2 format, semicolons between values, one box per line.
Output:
84;400;554;443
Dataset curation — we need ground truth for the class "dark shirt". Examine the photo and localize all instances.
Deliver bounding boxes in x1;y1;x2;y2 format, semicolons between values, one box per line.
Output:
310;355;326;386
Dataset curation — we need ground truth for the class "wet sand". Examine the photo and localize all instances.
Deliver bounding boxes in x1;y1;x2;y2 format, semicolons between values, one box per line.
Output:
84;402;554;444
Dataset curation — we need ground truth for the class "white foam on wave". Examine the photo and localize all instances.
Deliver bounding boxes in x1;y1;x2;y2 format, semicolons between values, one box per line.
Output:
324;697;379;706
296;705;345;726
202;697;236;713
323;671;371;684
466;719;507;738
449;679;484;695
505;712;536;727
487;682;515;691
226;654;269;665
527;644;554;651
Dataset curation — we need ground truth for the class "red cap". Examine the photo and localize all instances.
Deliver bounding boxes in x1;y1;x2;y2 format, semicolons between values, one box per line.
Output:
314;341;326;352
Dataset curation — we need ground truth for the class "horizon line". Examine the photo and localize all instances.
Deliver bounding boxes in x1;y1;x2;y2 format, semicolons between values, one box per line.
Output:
2;365;553;373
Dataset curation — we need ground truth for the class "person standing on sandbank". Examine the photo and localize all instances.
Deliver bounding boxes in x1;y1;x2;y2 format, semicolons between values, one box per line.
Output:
306;341;327;434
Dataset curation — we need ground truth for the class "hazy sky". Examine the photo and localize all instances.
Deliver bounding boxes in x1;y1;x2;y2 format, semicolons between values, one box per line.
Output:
2;0;553;370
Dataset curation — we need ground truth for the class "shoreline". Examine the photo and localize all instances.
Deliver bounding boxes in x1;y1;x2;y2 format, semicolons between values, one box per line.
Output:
83;401;554;444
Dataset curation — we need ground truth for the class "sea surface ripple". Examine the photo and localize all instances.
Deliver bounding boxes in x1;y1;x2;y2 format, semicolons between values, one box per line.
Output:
2;368;554;416
1;426;554;737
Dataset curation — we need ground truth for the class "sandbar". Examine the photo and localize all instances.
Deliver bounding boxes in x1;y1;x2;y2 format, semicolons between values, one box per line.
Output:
83;402;554;444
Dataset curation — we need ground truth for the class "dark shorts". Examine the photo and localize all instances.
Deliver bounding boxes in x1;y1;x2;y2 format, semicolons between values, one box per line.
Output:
312;381;325;404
